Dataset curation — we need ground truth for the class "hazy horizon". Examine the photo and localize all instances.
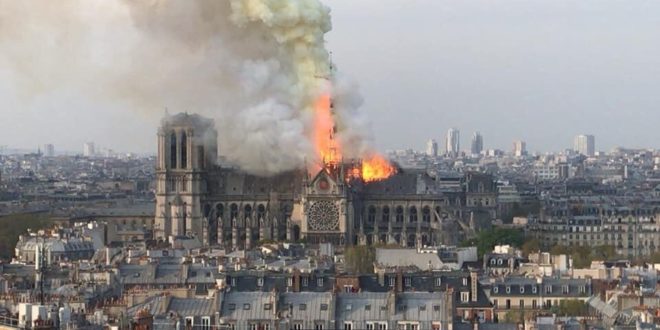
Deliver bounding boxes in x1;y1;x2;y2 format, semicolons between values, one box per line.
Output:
2;0;660;155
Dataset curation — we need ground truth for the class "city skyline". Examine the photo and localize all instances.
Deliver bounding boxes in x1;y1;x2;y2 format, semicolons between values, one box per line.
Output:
0;131;652;157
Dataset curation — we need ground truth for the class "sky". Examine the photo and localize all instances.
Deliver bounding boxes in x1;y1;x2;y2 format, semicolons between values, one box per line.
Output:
1;0;660;155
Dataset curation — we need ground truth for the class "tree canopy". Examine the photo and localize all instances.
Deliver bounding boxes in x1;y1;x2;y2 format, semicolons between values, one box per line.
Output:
461;228;525;257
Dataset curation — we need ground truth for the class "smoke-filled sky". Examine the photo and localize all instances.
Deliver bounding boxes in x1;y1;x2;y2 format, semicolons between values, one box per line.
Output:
1;0;660;155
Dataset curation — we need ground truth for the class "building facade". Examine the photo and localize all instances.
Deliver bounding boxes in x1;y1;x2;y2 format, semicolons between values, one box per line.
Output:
446;128;460;157
574;134;595;157
512;141;526;157
427;139;439;157
154;113;497;249
471;132;483;156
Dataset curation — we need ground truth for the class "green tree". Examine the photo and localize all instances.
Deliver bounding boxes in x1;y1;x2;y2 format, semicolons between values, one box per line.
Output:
592;245;617;261
548;244;618;268
0;212;50;260
461;228;525;257
557;300;589;316
521;238;541;256
344;245;376;274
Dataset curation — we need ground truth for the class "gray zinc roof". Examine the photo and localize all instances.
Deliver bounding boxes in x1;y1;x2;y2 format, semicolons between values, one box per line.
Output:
281;292;334;321
393;292;445;321
221;291;278;321
168;297;216;316
336;292;390;321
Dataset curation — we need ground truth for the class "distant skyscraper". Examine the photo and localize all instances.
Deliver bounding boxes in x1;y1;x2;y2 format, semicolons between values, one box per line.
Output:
574;134;595;156
43;144;55;157
470;132;483;156
445;128;460;157
426;139;438;157
513;140;526;157
83;142;95;157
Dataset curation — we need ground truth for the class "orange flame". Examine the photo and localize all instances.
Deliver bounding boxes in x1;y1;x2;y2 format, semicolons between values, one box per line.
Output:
313;92;395;182
313;93;340;164
362;154;397;182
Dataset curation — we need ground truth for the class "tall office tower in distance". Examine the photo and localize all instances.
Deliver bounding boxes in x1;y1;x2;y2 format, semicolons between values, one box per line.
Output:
43;144;55;157
513;140;527;157
574;134;595;156
445;128;460;157
83;142;95;157
426;139;438;157
471;132;483;156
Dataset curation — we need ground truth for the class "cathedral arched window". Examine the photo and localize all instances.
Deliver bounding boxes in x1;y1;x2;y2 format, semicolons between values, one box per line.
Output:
180;132;188;169
170;132;177;169
216;204;224;220
382;206;390;223
396;206;404;223
422;206;431;223
244;205;253;219
257;204;266;220
409;206;418;223
434;206;441;222
230;203;239;220
367;206;376;223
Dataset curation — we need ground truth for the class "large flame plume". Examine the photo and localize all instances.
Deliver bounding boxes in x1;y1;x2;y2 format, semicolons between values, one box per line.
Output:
313;88;396;182
314;92;340;165
361;154;397;182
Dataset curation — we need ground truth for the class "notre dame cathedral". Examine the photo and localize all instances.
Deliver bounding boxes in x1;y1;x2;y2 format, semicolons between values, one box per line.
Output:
155;113;497;250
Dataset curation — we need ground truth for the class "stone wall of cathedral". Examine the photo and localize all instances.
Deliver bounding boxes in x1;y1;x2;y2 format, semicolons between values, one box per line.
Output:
155;113;497;250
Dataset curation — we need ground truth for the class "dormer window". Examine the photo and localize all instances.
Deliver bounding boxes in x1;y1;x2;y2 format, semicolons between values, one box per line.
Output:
462;278;468;286
505;286;511;294
302;277;309;287
389;277;395;287
520;286;525;294
435;277;442;287
545;285;552;294
404;277;411;287
461;292;470;302
257;277;264;287
562;285;569;294
532;286;537;294
493;287;499;294
287;278;293;287
317;278;324;287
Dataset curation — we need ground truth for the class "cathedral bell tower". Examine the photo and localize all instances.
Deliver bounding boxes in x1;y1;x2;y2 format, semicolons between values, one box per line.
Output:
154;113;217;242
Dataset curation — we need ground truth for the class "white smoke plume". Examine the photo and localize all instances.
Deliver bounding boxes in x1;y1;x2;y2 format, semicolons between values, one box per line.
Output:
0;0;374;175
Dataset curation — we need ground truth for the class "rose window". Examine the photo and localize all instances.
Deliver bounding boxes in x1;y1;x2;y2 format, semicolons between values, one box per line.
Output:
307;200;340;231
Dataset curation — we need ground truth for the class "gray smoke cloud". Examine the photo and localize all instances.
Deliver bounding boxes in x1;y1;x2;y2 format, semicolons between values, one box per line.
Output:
0;0;374;175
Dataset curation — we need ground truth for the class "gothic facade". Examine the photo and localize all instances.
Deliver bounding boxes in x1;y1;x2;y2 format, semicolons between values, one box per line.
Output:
155;113;497;250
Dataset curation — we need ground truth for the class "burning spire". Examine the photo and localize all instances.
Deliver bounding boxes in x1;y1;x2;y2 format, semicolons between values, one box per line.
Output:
312;78;396;182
